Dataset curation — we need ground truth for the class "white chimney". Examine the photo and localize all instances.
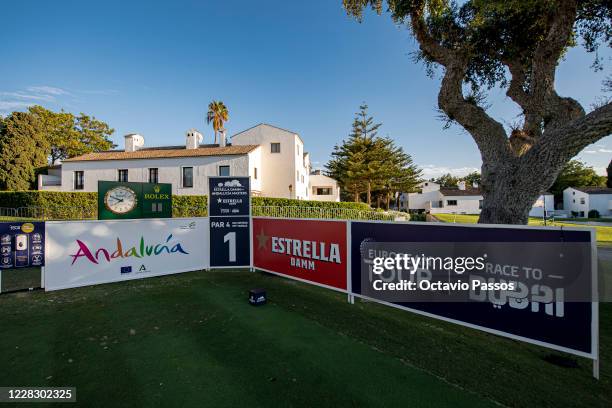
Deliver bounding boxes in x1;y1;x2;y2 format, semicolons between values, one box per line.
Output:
124;134;144;152
457;180;466;190
186;129;203;149
219;129;227;147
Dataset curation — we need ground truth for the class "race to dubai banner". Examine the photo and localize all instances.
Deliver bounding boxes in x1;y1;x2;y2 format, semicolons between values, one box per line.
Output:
350;221;596;358
45;218;209;291
252;218;347;291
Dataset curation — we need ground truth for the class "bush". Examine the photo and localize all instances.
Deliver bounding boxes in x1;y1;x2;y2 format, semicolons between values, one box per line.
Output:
251;196;371;210
172;195;208;217
0;191;97;208
409;212;427;222
0;191;371;219
588;209;600;219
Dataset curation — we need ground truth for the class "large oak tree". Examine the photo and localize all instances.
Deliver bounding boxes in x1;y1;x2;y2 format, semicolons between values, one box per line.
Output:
343;0;612;224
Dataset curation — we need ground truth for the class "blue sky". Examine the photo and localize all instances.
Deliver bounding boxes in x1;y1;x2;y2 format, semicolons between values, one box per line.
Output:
1;0;611;177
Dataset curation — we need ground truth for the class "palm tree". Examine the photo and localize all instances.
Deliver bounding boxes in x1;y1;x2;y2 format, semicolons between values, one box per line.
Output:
206;101;229;144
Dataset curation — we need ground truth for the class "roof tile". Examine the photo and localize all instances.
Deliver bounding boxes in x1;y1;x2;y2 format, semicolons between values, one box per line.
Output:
64;145;259;162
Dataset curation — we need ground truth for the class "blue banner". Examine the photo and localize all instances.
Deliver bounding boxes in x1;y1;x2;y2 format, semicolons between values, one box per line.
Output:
350;221;594;357
0;222;45;269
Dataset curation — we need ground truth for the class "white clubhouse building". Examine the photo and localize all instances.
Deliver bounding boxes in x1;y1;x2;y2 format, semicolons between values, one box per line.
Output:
401;181;554;217
563;187;612;217
39;123;340;201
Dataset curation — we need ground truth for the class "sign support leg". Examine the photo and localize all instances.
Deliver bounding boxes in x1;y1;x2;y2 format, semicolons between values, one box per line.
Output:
593;358;600;380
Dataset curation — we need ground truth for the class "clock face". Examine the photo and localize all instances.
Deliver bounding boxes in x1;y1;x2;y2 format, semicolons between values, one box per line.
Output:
105;186;137;214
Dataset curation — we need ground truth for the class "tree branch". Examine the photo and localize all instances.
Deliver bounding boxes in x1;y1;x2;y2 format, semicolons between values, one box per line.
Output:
439;62;513;163
526;100;612;174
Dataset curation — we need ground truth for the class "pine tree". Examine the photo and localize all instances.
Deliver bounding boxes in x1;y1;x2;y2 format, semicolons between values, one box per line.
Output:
327;104;421;206
0;112;49;190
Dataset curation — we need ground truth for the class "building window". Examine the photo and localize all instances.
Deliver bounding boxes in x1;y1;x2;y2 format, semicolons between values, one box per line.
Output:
301;175;304;183
316;187;332;195
479;200;483;209
219;165;230;176
580;197;586;204
118;169;128;182
149;168;159;184
182;167;193;188
271;143;281;153
254;167;258;180
74;171;84;190
447;200;458;206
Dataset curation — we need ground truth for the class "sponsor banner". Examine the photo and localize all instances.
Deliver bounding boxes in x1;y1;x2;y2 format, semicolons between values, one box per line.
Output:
208;177;250;217
0;222;45;269
253;218;347;291
210;216;251;267
350;221;596;357
45;218;208;291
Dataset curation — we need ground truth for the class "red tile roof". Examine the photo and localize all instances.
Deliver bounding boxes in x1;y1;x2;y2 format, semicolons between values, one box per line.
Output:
64;145;259;162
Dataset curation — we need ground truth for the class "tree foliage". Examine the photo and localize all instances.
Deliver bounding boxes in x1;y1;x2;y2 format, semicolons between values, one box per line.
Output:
342;0;612;224
550;159;606;198
327;104;421;206
433;173;461;187
0;106;114;190
28;106;114;164
206;101;229;144
0;112;49;190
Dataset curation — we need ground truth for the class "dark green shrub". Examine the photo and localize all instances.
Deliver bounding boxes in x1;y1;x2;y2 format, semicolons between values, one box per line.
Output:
588;209;600;219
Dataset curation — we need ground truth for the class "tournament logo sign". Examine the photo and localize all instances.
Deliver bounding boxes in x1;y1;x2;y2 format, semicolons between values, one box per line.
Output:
253;218;347;291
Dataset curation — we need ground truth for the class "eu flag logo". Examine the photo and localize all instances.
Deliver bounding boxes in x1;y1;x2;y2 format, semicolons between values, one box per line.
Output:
121;266;132;274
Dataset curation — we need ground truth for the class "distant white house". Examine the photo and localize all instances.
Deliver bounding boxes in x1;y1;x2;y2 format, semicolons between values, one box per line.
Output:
563;187;612;217
400;181;554;216
38;124;339;201
308;171;340;202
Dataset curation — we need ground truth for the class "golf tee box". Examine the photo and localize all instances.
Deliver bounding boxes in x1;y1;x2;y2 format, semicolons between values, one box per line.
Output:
249;289;267;306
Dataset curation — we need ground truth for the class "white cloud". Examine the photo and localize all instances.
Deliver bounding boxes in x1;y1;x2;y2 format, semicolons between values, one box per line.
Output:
583;148;612;154
26;86;69;96
0;101;34;111
0;85;72;114
419;164;480;179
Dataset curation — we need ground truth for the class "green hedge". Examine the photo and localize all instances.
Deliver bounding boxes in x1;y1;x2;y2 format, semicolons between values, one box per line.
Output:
0;191;97;208
251;196;371;210
0;191;371;219
172;195;208;218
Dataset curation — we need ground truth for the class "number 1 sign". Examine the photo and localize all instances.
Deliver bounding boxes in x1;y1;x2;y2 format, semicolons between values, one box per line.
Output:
208;177;251;268
209;217;250;267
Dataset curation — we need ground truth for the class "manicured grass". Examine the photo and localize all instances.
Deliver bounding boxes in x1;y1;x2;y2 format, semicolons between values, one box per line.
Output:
1;270;610;407
433;213;612;244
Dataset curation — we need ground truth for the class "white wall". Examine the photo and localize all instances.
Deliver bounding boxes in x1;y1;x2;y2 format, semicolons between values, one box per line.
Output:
429;195;482;214
529;194;555;217
309;174;340;202
60;154;251;195
563;188;590;217
232;124;307;199
587;194;612;217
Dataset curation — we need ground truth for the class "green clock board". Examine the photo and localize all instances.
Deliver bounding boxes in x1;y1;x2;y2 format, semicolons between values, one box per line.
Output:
98;181;172;220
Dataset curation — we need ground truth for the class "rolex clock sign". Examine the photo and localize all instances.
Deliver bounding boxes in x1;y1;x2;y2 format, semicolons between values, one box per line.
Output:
98;181;172;220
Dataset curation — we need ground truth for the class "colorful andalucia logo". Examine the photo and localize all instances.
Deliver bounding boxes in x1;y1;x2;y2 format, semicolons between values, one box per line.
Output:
70;234;189;265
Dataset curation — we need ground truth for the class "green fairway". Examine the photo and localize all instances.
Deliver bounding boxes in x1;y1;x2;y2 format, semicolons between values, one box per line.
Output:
0;271;610;407
433;213;612;244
